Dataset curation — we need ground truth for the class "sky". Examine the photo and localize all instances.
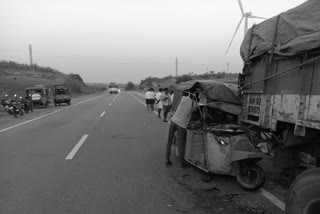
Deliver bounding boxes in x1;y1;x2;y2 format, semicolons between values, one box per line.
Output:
1;0;306;83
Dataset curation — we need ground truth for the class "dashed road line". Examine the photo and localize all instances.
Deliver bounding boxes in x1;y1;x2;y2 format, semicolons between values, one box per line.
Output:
100;111;106;117
112;94;119;102
0;94;106;134
65;134;89;160
130;91;286;212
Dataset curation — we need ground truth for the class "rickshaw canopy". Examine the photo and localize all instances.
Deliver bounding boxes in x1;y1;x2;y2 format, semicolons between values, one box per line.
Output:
171;80;241;115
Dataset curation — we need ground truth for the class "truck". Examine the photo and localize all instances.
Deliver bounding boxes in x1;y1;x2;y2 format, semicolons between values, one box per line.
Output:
109;82;119;94
53;85;71;106
238;1;320;213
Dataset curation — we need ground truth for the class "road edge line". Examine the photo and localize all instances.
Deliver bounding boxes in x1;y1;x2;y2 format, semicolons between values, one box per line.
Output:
130;92;163;117
260;188;285;212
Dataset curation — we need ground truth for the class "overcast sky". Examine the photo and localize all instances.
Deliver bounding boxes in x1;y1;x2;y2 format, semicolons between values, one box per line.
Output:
1;0;306;83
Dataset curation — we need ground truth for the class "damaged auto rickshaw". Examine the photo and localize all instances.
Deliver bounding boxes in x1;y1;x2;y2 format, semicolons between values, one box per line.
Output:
171;80;266;191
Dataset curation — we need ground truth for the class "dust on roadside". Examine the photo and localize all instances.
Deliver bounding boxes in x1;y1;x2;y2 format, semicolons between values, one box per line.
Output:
168;165;281;214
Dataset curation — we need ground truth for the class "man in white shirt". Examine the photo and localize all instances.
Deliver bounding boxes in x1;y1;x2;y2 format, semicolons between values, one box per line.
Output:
160;88;171;122
145;89;150;111
155;88;163;118
166;92;199;166
149;88;155;111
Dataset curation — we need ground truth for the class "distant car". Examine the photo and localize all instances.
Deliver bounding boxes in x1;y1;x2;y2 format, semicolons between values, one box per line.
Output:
53;86;71;106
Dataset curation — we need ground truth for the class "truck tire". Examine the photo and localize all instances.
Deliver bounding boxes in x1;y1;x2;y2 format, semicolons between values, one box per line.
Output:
236;163;266;191
68;101;71;106
286;168;320;214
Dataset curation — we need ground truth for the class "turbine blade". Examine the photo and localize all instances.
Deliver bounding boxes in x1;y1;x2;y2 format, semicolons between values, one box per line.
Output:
249;15;267;19
238;0;244;15
225;17;244;55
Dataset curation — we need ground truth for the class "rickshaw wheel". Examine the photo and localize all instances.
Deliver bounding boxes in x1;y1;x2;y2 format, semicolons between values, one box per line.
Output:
236;163;265;191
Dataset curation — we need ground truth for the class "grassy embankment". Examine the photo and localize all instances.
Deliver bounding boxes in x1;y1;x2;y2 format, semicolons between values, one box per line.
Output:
0;61;106;99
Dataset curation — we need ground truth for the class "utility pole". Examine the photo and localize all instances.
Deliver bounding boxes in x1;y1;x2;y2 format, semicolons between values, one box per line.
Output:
175;57;178;77
29;44;33;66
227;61;229;73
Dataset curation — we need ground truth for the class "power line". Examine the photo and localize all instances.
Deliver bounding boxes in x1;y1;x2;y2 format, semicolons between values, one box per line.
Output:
32;49;173;65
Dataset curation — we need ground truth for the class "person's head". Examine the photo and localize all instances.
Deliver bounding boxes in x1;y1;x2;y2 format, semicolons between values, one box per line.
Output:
150;88;154;92
169;90;174;95
164;88;169;94
159;88;163;92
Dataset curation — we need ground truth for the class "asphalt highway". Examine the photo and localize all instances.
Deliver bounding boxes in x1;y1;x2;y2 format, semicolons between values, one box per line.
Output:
0;92;284;214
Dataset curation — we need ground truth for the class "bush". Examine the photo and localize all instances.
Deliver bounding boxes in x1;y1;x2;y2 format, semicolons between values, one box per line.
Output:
125;81;136;91
176;74;193;84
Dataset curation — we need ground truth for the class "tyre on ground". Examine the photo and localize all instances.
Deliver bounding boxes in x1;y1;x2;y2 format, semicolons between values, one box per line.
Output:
286;168;320;214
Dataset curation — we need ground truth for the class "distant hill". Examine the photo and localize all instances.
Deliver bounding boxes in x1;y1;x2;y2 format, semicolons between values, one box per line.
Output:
0;60;105;98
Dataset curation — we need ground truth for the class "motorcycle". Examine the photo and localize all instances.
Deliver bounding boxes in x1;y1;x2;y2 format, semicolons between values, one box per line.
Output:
1;94;10;113
8;95;24;118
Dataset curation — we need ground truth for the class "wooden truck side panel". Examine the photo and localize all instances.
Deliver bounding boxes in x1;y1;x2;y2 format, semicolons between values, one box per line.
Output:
241;55;320;136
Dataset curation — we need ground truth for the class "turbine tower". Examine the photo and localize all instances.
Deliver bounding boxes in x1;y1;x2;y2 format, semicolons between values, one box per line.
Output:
225;0;266;55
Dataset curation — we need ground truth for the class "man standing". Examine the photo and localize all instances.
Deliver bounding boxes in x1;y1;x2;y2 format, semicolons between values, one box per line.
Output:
161;88;171;122
145;88;151;111
149;88;155;111
155;88;163;118
165;92;199;167
168;90;174;117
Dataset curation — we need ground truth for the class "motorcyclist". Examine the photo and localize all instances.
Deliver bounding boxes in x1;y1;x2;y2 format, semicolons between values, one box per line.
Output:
24;93;33;112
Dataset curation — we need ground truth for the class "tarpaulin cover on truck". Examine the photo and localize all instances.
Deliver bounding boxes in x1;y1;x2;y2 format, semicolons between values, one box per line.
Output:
171;80;241;114
240;0;320;62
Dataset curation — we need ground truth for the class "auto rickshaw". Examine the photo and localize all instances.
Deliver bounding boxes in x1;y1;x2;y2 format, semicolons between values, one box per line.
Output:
171;80;266;190
25;85;49;108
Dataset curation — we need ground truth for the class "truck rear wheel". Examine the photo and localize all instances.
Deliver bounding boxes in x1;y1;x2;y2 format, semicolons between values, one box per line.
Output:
286;168;320;214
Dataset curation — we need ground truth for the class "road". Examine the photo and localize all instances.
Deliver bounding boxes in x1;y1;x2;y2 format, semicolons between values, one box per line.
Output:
0;92;284;214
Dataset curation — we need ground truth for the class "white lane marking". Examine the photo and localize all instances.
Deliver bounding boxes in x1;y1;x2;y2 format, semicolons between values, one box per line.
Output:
112;94;119;102
65;134;89;160
100;111;106;117
0;94;106;133
131;91;285;211
260;189;285;212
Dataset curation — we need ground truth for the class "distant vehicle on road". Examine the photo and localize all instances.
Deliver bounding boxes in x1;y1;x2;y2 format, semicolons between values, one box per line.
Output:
109;82;119;94
53;86;71;106
25;85;49;108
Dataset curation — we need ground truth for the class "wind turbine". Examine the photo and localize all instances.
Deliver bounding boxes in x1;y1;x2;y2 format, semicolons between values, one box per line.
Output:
225;0;266;55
